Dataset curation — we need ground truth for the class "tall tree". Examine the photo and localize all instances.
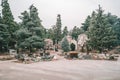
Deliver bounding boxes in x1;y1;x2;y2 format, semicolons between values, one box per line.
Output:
19;5;44;37
82;11;96;32
16;5;45;52
0;24;9;52
71;26;83;40
113;18;120;45
1;0;18;49
104;13;120;46
1;0;14;25
29;5;43;28
62;26;68;37
55;14;62;44
81;16;91;32
87;5;117;53
19;11;30;28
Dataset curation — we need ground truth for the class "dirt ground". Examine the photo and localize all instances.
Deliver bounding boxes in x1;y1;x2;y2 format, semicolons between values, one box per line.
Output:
0;59;120;80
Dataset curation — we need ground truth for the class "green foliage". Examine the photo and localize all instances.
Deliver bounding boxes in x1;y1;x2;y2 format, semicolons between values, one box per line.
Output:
0;24;10;52
15;28;31;42
1;0;19;33
114;18;120;45
82;11;96;32
81;16;91;32
29;5;43;28
1;0;14;25
62;26;68;37
87;5;117;53
19;5;44;37
55;14;62;43
71;26;84;40
46;28;53;39
61;37;70;52
18;36;44;49
1;0;19;51
15;5;45;52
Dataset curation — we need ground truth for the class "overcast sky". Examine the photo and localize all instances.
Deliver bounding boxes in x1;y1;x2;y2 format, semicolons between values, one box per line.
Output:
2;0;120;30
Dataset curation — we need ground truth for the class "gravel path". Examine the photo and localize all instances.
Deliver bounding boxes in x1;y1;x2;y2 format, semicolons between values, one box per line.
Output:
0;59;120;80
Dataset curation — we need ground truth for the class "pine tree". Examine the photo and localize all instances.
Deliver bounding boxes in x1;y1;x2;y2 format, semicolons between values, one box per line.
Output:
1;0;14;25
62;26;68;37
71;26;83;40
19;11;31;28
1;0;18;49
0;24;9;52
16;5;45;52
55;14;62;43
104;13;120;46
113;18;120;45
61;37;70;52
87;5;117;53
82;11;96;32
81;16;91;32
29;5;43;28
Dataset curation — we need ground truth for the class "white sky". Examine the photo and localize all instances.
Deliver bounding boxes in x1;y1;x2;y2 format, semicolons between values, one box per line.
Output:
1;0;120;30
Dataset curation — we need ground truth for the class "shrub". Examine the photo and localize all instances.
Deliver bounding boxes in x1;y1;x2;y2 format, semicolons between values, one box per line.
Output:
61;37;70;52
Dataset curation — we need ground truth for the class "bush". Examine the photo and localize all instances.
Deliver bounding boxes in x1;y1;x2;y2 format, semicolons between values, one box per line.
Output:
61;37;70;52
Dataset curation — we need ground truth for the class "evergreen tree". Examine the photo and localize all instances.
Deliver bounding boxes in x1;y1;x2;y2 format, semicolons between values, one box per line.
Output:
71;26;83;40
0;24;9;52
87;5;117;53
55;14;62;43
29;5;43;28
29;5;45;37
113;18;120;45
19;5;44;37
104;13;120;46
1;0;18;49
51;25;57;44
19;11;30;28
1;0;14;25
81;16;91;32
82;11;96;32
62;26;68;37
61;37;70;52
16;5;45;52
46;28;54;39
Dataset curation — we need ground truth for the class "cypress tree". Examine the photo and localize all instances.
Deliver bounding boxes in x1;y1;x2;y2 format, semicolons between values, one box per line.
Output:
55;14;62;44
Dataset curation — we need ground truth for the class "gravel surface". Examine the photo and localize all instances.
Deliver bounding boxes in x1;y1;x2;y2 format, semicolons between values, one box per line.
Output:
0;59;120;80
